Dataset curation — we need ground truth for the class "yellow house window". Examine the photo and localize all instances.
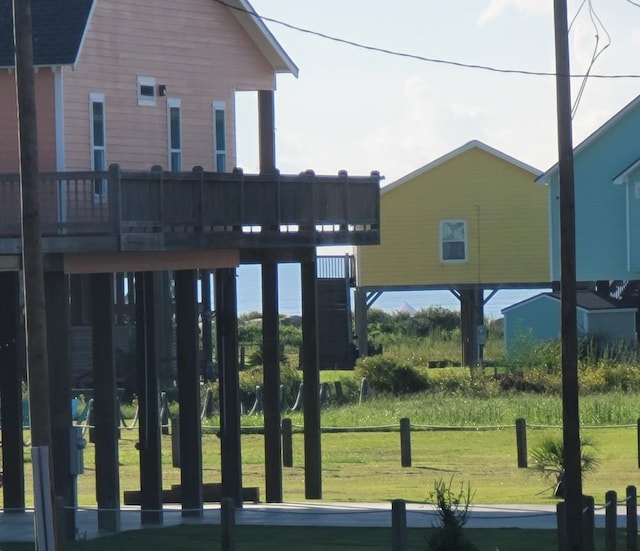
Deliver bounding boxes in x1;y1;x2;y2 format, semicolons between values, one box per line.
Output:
440;219;467;261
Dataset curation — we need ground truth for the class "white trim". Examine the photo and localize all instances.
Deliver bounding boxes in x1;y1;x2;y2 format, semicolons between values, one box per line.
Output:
54;67;65;171
72;0;97;68
54;67;67;224
168;98;182;171
137;76;157;106
626;181;632;271
229;0;299;77
213;101;227;172
538;94;640;183
89;93;107;203
382;140;542;195
439;219;467;263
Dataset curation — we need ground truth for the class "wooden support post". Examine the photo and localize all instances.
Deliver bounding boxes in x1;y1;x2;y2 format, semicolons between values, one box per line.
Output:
45;272;75;541
605;490;617;551
301;255;322;499
282;418;293;468
221;497;236;551
262;261;282;502
200;270;213;381
627;486;637;551
582;495;595;551
216;268;243;507
391;499;407;551
0;271;25;512
135;272;163;526
90;273;121;534
354;289;368;357
557;501;567;551
516;418;528;468
171;415;180;469
637;418;640;469
175;270;203;518
400;418;412;468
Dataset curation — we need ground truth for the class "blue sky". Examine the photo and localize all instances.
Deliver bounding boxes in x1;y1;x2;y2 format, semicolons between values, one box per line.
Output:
237;1;640;184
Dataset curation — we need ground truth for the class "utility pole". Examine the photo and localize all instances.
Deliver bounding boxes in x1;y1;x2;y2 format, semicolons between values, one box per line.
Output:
553;1;583;550
13;0;58;547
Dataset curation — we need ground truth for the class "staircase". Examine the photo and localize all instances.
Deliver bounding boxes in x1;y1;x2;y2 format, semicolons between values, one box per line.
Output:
317;256;357;370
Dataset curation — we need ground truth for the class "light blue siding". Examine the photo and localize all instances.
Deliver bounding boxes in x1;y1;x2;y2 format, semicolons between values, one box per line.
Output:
503;295;560;353
547;98;640;281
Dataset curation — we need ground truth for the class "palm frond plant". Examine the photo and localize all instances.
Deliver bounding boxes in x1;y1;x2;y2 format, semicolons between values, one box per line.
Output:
530;436;599;498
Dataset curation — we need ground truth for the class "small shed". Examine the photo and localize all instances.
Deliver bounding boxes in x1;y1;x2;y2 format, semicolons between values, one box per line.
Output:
502;290;637;355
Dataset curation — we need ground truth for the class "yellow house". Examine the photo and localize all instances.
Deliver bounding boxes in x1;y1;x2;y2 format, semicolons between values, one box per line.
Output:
354;140;550;363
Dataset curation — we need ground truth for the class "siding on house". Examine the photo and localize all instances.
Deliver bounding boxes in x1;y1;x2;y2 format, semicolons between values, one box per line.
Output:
503;291;637;354
62;0;278;172
0;70;57;171
356;142;548;288
503;294;560;353
542;96;640;281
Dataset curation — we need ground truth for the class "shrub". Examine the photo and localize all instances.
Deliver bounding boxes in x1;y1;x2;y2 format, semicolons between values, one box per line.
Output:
530;436;599;497
355;355;428;395
427;478;478;551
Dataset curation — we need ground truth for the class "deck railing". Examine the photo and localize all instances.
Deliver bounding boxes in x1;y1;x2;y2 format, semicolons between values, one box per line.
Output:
0;165;380;253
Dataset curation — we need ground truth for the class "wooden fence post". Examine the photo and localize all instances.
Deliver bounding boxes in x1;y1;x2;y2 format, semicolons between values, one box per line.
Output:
282;418;293;468
391;499;407;551
400;418;411;468
515;418;528;468
605;490;617;551
627;486;637;551
359;378;369;404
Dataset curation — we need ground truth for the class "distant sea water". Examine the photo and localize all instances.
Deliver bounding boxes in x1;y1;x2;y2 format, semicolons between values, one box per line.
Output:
236;263;549;319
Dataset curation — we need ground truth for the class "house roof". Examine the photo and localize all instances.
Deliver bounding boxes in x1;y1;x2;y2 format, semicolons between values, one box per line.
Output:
537;94;640;184
228;0;298;77
502;289;636;314
0;0;298;77
381;140;542;195
0;0;94;68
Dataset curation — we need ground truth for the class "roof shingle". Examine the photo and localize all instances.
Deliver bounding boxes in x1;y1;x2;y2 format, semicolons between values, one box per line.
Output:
0;0;93;68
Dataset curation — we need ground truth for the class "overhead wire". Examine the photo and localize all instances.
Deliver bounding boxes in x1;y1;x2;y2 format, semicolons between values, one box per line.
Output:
571;0;612;118
213;0;640;79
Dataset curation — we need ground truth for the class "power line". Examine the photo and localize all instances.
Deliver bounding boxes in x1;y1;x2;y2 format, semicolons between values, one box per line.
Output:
215;0;640;79
571;0;612;118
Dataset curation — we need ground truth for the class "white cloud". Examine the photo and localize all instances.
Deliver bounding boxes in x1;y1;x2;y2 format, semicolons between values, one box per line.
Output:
450;102;490;119
479;0;550;26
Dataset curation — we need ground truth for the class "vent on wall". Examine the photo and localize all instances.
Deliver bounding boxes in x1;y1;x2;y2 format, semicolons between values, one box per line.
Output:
137;76;156;106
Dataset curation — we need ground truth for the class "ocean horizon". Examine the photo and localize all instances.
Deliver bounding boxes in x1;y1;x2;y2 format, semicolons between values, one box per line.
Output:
235;263;548;320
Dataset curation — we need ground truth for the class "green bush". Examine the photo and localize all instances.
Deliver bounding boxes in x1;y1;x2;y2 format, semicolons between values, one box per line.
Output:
355;355;428;395
427;478;478;551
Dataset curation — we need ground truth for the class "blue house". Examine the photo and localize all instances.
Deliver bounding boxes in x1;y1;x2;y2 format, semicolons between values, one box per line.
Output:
538;95;640;283
502;291;637;354
502;96;640;351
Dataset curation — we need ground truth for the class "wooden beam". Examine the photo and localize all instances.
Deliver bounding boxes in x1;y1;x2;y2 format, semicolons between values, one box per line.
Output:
0;271;25;512
301;254;322;499
135;272;163;525
262;261;282;502
216;268;243;507
90;273;121;534
175;270;203;518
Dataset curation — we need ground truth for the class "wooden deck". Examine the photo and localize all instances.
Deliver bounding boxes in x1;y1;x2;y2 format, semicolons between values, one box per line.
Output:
0;165;380;254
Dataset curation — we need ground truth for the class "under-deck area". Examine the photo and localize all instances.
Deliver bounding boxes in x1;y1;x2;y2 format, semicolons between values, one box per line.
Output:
0;167;380;539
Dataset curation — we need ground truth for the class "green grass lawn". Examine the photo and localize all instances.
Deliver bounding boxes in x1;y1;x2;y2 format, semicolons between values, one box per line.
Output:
0;524;631;551
57;424;639;506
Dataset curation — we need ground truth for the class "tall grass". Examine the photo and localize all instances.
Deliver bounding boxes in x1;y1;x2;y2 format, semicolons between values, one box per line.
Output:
206;391;640;429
